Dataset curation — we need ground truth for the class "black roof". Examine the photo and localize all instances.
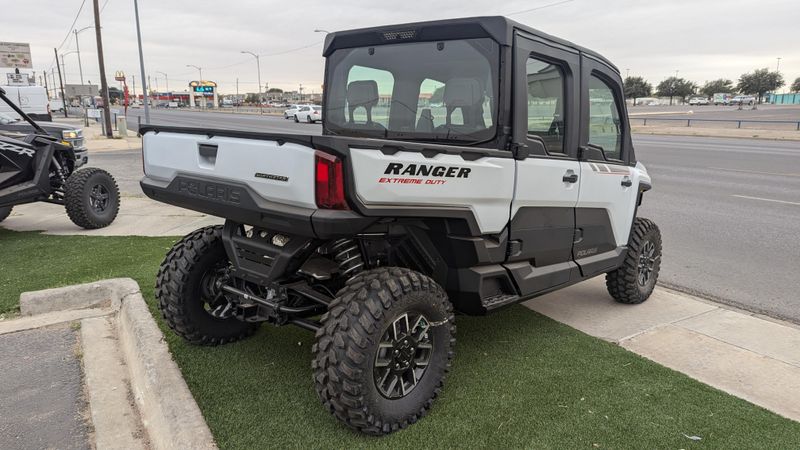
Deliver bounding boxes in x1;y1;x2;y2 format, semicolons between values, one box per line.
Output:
323;16;617;73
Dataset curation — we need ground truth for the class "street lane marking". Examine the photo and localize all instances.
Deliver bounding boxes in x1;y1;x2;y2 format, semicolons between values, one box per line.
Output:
710;167;800;178
732;195;800;206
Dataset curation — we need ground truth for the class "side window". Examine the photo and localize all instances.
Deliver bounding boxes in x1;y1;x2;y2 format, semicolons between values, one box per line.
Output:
588;75;623;161
526;56;565;154
346;65;394;127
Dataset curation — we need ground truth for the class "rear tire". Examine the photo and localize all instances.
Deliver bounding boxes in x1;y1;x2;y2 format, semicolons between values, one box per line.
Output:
294;115;299;123
312;267;455;435
606;217;662;304
64;168;120;229
307;115;313;123
0;206;12;223
156;225;259;346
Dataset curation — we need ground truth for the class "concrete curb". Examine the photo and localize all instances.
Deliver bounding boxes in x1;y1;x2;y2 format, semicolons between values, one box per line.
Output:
118;284;216;450
20;278;139;316
14;279;217;450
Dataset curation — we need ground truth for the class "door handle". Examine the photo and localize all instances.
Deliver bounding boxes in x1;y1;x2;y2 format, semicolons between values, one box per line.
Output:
621;177;633;187
562;172;579;183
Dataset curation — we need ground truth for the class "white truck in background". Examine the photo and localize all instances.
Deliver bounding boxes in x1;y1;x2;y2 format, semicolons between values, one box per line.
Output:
713;93;732;105
0;86;51;121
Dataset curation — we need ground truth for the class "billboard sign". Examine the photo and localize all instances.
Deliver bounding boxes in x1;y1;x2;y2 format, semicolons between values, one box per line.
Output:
0;42;32;68
65;84;98;97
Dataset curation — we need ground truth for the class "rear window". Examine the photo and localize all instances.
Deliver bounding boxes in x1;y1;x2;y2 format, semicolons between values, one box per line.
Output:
324;38;500;143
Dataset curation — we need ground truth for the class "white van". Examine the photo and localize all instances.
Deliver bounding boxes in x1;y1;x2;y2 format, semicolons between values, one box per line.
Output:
0;86;51;121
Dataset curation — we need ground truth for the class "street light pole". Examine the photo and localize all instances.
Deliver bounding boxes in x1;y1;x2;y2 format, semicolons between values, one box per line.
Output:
187;64;202;81
73;26;92;85
133;0;150;124
156;71;168;92
241;50;262;114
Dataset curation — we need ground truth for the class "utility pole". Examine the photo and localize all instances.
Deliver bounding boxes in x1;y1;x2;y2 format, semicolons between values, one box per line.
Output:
60;54;68;85
131;75;136;104
236;78;239;97
53;48;68;117
776;57;781;72
93;0;113;137
133;0;150;124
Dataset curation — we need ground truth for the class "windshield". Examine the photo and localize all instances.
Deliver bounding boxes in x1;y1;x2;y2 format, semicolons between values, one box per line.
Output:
324;38;499;143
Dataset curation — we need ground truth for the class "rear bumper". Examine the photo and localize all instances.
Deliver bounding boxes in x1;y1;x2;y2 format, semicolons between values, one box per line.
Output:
140;175;376;238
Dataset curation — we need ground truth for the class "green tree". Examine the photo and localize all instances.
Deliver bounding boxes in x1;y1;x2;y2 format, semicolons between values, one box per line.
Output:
655;77;697;105
267;88;283;93
736;68;784;103
700;79;735;97
791;77;800;93
244;93;260;104
623;76;652;105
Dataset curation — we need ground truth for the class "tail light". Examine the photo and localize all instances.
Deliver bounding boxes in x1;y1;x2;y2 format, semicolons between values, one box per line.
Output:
315;151;348;210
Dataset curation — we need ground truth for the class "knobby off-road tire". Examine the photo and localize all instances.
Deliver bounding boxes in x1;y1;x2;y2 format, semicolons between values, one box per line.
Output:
156;225;259;346
606;217;662;304
64;167;120;229
0;206;11;223
312;267;456;435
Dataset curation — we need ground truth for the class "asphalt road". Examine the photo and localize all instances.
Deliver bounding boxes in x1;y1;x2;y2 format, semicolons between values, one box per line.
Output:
111;109;800;323
0;325;90;450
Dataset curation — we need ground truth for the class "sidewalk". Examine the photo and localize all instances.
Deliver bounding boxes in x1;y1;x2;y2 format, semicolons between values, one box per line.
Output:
55;117;142;152
525;277;800;422
3;196;221;236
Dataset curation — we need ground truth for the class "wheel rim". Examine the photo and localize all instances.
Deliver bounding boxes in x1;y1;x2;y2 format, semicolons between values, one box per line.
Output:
374;312;433;399
89;184;110;213
637;240;658;287
200;262;236;319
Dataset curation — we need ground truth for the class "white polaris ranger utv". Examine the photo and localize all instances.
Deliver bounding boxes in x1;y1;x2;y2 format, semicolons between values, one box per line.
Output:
141;16;661;435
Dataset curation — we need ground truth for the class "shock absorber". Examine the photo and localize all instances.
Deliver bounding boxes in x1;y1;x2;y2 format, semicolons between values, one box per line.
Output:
329;238;364;277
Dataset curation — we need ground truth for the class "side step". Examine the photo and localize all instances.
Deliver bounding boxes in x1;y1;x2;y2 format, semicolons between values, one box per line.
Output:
481;294;521;312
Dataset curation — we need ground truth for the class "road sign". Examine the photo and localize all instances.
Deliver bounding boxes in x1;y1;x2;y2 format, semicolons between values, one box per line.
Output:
6;72;34;85
87;108;101;118
0;42;32;68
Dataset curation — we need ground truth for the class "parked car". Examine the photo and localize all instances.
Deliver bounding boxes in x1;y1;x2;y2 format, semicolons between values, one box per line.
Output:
283;104;303;119
730;95;755;106
712;93;732;105
688;96;709;106
0;111;88;167
293;105;322;123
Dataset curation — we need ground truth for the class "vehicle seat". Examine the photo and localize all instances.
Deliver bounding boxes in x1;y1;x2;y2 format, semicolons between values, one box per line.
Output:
416;108;434;133
435;78;485;135
346;80;385;131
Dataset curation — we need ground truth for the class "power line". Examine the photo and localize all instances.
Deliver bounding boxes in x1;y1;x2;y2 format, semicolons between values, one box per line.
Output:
56;0;87;51
506;0;574;16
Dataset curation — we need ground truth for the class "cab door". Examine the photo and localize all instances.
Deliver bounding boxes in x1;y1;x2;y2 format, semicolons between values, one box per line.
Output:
506;33;582;295
573;54;640;277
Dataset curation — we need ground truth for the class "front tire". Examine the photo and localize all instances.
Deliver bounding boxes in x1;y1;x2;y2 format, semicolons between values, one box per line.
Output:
64;168;120;229
312;267;455;435
0;206;12;223
294;115;299;123
156;225;259;345
606;217;662;304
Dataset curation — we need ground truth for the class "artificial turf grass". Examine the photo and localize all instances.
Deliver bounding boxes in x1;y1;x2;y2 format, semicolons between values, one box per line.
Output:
2;228;800;448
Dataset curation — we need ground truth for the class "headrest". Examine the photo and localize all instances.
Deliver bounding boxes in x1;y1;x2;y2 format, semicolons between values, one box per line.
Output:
444;78;482;107
347;80;379;108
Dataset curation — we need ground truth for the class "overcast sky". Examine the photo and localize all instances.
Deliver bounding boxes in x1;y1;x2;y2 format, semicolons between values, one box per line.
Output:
4;0;798;95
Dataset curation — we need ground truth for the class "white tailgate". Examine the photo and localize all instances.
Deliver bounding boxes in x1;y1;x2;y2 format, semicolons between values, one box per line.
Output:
143;132;317;209
349;148;515;234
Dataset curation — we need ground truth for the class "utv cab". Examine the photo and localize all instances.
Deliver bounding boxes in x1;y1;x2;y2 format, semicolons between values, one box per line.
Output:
141;16;661;435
